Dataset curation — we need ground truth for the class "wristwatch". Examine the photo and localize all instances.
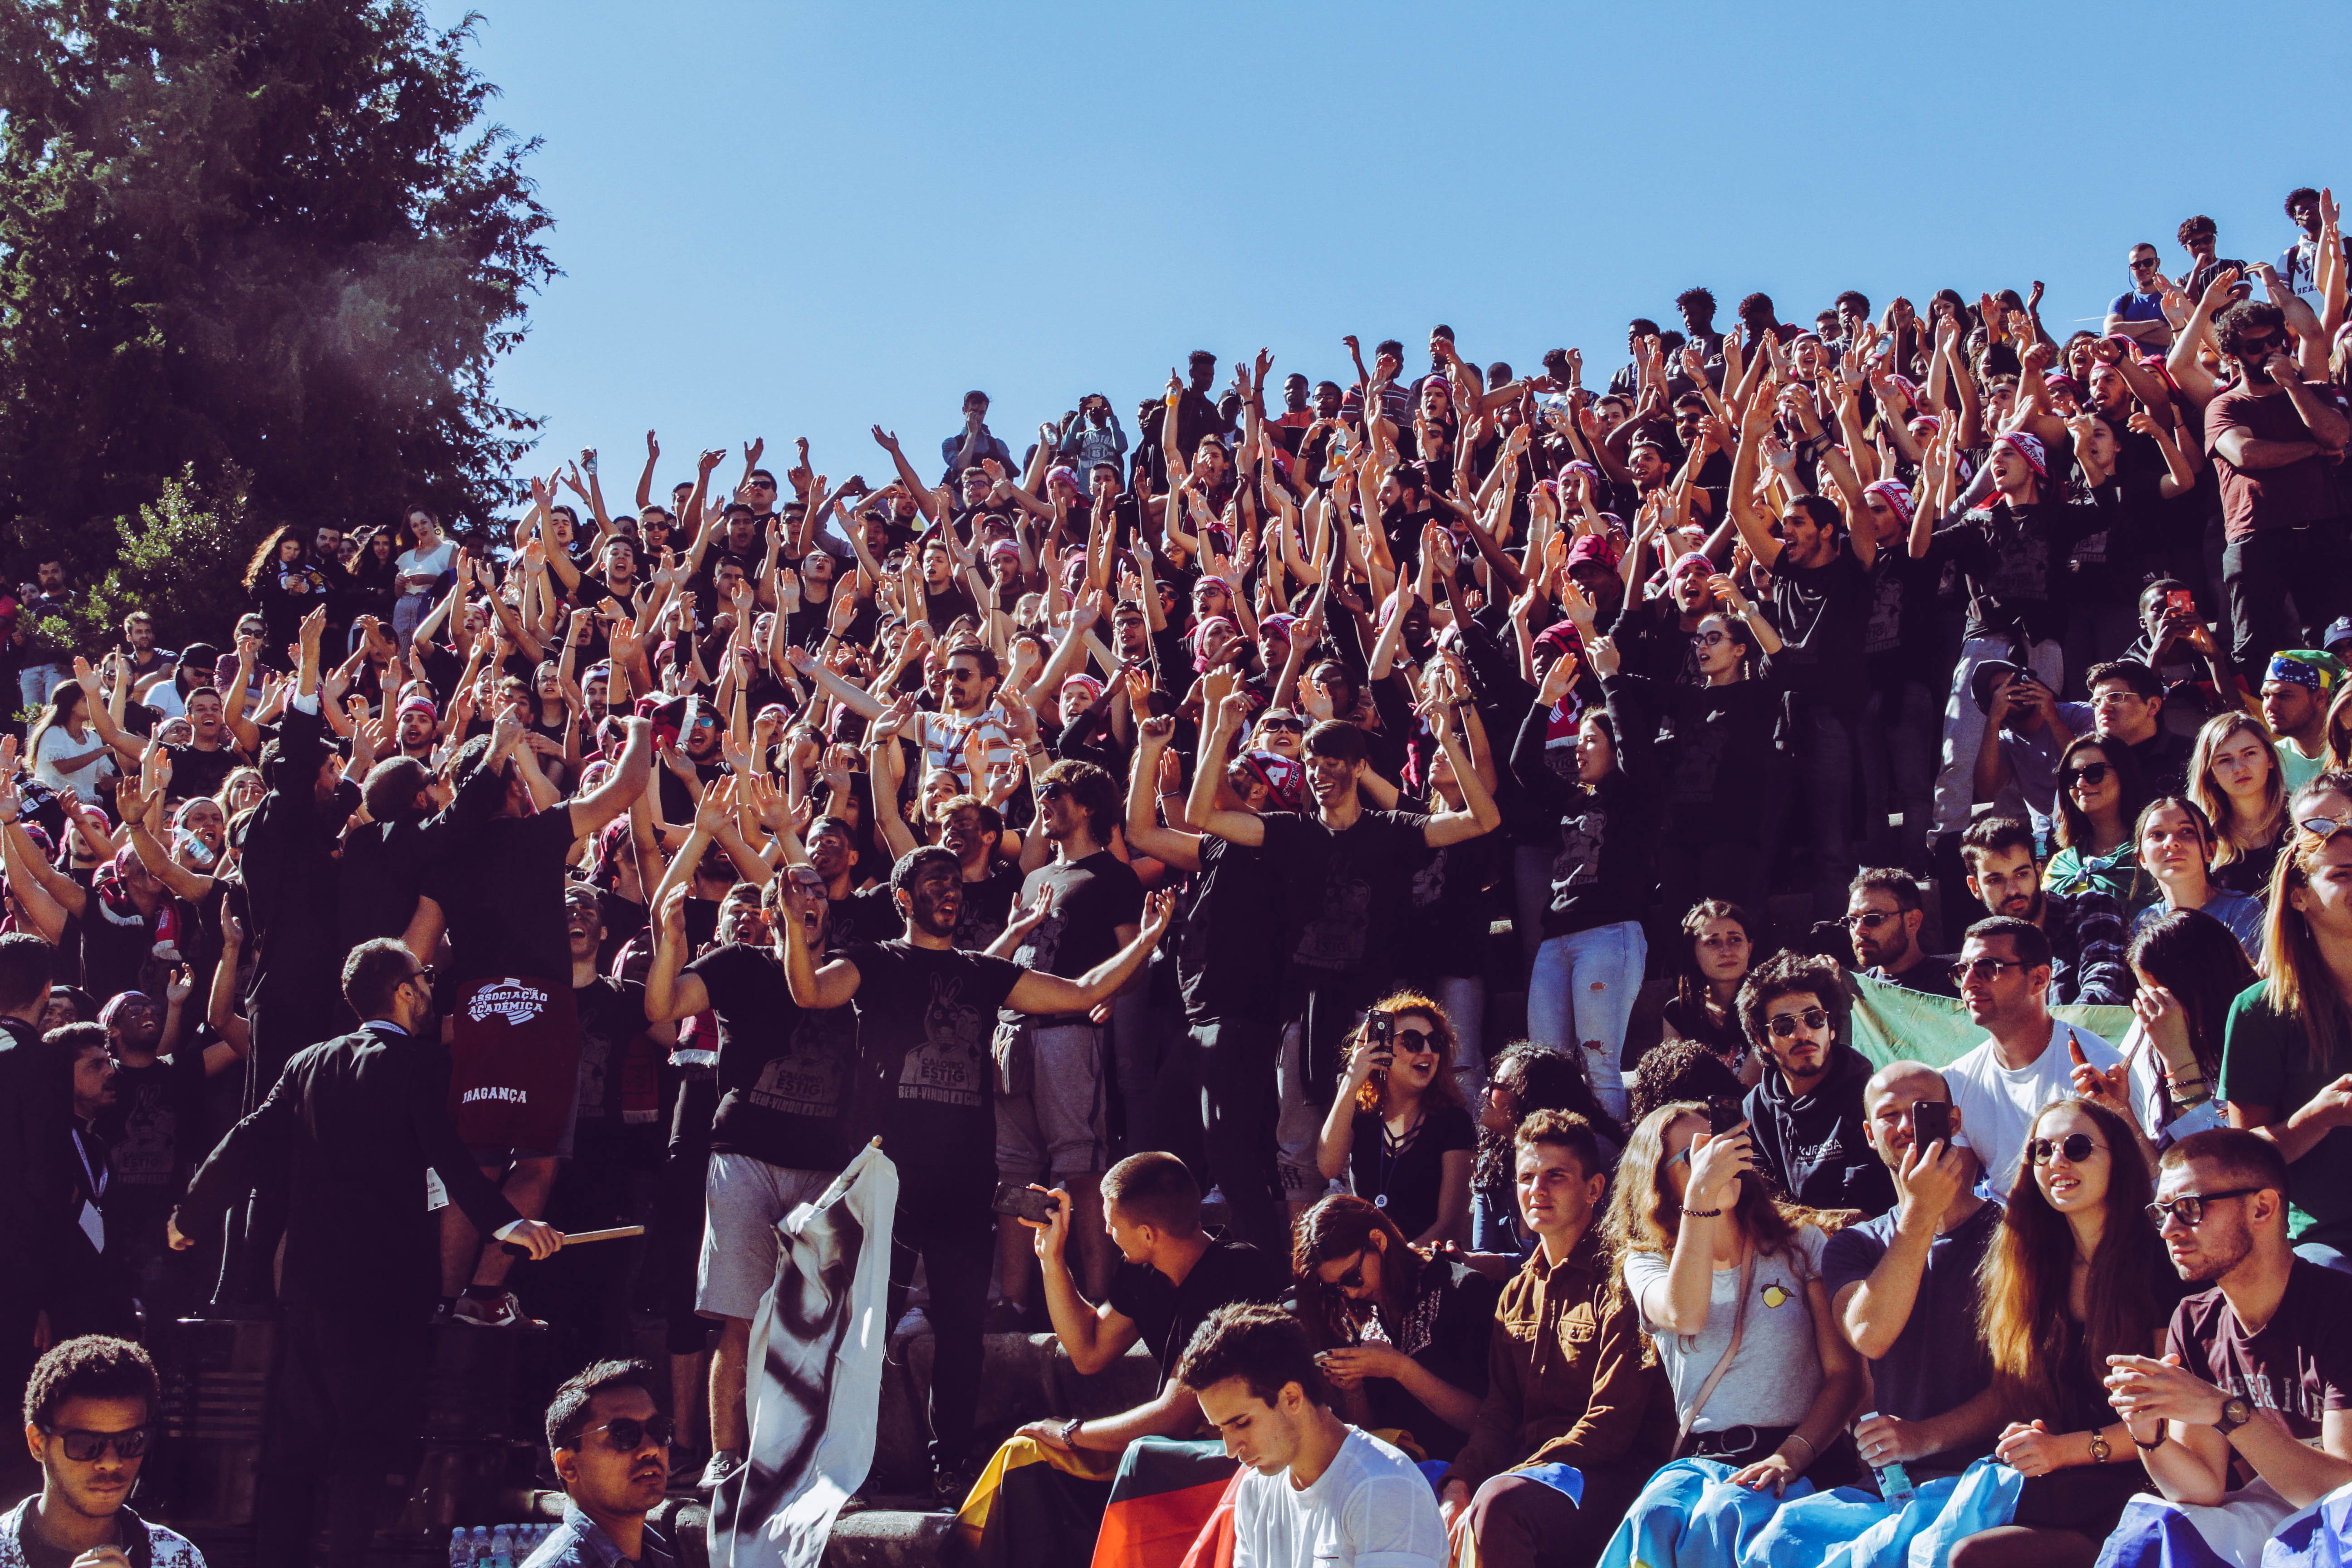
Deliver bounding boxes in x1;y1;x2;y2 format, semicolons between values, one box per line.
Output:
1060;1416;1084;1449
2087;1431;2111;1464
2213;1396;2254;1437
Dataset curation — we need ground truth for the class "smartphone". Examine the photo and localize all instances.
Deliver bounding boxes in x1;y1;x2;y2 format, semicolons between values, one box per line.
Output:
2166;588;2195;618
1706;1097;1745;1136
990;1183;1060;1225
1366;1012;1393;1089
1910;1100;1951;1151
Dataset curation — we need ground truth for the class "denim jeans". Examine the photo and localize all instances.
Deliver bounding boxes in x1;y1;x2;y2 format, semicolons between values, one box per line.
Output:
1432;973;1488;1107
1525;921;1645;1119
1932;636;2063;843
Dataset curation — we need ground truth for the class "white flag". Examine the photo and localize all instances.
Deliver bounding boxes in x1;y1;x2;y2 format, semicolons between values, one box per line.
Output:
710;1141;900;1568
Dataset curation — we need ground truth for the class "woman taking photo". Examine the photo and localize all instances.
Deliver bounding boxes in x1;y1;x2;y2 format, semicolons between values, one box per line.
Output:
2044;735;2144;905
2131;797;2265;964
1317;994;1476;1248
1656;899;1762;1088
1468;1042;1624;1265
2222;791;2352;1273
1293;1194;1501;1463
2188;710;2288;898
242;525;330;664
1602;1102;1861;1491
1945;1098;2182;1568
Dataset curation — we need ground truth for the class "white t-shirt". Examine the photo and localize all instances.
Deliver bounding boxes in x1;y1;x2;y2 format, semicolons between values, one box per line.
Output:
395;540;456;594
1230;1426;1447;1568
32;722;116;794
1944;1018;2146;1200
1622;1225;1831;1431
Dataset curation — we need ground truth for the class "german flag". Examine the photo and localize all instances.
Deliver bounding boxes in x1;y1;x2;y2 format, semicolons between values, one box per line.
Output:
1090;1438;1241;1568
954;1435;1121;1568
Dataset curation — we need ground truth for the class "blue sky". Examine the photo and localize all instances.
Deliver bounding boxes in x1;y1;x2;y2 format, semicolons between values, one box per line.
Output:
435;0;2352;503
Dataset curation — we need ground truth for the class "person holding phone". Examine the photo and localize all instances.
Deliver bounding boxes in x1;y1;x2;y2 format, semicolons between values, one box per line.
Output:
1315;997;1475;1248
1823;1065;2003;1482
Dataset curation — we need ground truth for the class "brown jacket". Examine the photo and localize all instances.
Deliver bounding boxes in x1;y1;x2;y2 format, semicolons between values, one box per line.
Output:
1440;1229;1673;1491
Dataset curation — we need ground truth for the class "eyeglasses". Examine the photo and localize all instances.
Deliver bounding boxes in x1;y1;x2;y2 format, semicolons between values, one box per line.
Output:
1038;781;1070;803
573;1414;676;1453
1391;1027;1437;1052
2028;1132;2105;1166
1950;956;2025;984
43;1426;150;1463
2301;814;2352;841
2063;763;2112;788
1766;1007;1828;1038
1259;717;1306;735
1691;630;1730;648
2147;1187;2261;1229
1842;910;1896;931
406;964;437;992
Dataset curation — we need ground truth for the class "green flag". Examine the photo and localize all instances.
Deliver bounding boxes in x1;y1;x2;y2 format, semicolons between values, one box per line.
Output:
1843;970;2135;1073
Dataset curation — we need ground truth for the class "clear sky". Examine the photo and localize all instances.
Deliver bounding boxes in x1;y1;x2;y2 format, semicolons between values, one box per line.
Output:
432;0;2350;505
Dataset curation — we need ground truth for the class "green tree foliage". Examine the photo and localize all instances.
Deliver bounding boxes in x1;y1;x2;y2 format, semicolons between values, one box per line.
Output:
0;0;554;627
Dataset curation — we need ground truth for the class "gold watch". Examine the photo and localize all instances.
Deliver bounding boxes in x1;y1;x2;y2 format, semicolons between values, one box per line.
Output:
2087;1430;2111;1464
2214;1396;2253;1437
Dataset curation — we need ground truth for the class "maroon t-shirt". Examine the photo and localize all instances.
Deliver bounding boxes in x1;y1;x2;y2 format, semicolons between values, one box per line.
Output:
2164;1258;2352;1441
2205;379;2348;539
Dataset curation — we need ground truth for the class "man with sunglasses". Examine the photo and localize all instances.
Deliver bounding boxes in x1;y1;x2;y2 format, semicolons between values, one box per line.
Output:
2207;299;2352;679
1842;867;1957;1000
172;939;563;1568
9;1335;202;1568
1940;917;2137;1201
2106;1129;2352;1512
2104;243;2175;350
529;1359;676;1568
1735;954;1894;1216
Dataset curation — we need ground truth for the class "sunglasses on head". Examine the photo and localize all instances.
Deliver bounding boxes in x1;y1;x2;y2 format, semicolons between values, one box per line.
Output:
2146;1187;2260;1229
1766;1007;1828;1038
2028;1132;2104;1166
2064;762;2111;788
44;1426;149;1463
574;1414;676;1453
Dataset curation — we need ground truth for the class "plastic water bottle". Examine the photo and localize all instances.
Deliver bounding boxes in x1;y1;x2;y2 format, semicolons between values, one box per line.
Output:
468;1525;490;1568
1857;1412;1913;1500
449;1529;471;1568
490;1525;515;1568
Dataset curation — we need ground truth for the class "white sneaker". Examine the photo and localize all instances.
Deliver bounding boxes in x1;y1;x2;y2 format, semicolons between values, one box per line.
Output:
697;1450;745;1492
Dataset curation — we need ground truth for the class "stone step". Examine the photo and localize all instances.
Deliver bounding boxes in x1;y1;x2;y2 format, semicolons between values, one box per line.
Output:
658;1495;957;1568
873;1328;1160;1489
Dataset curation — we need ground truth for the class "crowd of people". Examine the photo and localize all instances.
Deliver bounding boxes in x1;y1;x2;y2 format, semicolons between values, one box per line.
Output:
7;186;2352;1568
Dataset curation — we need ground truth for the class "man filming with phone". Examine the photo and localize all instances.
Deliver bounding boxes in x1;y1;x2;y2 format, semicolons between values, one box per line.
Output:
1824;1064;2004;1485
954;1153;1284;1560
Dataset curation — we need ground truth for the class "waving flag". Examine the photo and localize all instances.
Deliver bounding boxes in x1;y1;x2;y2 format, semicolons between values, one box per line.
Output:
711;1141;899;1568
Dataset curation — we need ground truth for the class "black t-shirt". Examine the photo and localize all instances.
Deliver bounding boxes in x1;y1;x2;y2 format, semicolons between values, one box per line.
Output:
64;907;157;1005
1259;808;1434;976
953;860;1024;951
431;806;577;982
689;942;859;1174
1926;496;2109;645
840;883;908;946
163;742;239;803
1356;1259;1502;1462
1347;1101;1475;1242
99;1048;212;1234
572;975;659;1167
1106;1237;1289;1382
1175;834;1286;1025
1000;850;1144;1028
843;941;1024;1188
1769;548;1872;712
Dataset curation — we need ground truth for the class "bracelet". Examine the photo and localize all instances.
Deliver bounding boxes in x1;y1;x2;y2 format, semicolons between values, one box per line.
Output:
1679;1205;1724;1219
1783;1433;1816;1464
2130;1423;2165;1452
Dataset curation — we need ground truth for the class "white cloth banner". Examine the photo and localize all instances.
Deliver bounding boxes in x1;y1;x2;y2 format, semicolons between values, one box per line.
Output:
710;1141;900;1568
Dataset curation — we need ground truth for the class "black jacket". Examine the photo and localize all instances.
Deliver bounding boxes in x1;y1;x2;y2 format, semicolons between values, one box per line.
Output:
174;1020;521;1312
0;1015;77;1281
1741;1040;1894;1216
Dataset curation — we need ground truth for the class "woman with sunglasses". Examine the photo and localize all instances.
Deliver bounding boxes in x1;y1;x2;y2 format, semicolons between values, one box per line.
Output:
1656;899;1764;1088
2189;710;2288;897
1468;1042;1626;1268
2220;790;2352;1273
2130;797;2265;965
1316;995;1475;1248
1949;1099;2182;1568
1598;1102;1861;1517
2044;736;2146;906
1293;1193;1502;1464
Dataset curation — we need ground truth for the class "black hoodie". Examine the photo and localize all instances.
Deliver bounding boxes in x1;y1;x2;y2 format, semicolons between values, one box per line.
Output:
1740;1040;1894;1216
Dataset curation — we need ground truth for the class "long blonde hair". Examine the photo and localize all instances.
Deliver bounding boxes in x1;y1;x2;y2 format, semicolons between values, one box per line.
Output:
2188;710;2283;866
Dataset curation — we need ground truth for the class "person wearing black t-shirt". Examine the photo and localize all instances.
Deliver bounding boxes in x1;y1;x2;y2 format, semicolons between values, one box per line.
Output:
645;868;849;1495
782;845;1174;1500
427;713;652;1328
1191;686;1499;1220
963;1152;1286;1561
995;760;1143;1303
1315;1001;1476;1247
98;980;243;1324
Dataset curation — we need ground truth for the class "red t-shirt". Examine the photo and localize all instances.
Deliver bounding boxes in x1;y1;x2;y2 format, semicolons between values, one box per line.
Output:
2205;378;2347;539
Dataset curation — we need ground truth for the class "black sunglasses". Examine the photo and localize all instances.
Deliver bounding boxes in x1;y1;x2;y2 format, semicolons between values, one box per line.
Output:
2147;1188;2261;1228
1766;1007;1828;1038
2063;762;2112;788
1951;956;2025;983
575;1414;676;1453
2130;257;2160;271
2028;1132;2105;1166
44;1426;149;1463
1259;717;1306;734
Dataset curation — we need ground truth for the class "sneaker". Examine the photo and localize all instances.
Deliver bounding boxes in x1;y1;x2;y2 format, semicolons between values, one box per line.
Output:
931;1462;978;1510
697;1450;745;1493
893;1305;932;1339
451;1290;540;1328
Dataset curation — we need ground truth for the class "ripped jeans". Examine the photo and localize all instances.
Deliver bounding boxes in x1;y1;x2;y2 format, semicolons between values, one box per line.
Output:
1525;920;1644;1120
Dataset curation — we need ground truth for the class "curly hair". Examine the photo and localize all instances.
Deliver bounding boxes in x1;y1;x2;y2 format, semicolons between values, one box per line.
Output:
24;1335;157;1431
1350;991;1468;1118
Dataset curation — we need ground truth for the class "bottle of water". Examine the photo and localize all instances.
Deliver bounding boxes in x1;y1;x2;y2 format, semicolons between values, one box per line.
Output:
468;1525;490;1568
1857;1412;1913;1500
448;1528;471;1568
489;1525;514;1568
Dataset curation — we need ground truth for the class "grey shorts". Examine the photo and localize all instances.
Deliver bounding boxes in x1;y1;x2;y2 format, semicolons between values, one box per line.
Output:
992;1021;1108;1183
694;1152;835;1322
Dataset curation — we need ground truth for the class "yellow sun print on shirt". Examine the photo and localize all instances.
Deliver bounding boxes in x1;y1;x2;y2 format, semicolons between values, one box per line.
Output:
1760;1284;1791;1309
